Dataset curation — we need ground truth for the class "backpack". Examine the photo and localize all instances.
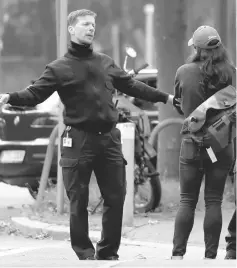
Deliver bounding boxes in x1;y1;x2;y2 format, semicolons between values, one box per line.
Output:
181;85;236;154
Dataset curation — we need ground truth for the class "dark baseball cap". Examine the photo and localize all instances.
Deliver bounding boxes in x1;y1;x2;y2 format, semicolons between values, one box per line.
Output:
188;25;221;49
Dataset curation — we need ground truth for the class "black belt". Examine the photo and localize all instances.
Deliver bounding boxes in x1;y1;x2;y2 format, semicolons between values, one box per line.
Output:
71;124;115;135
89;130;110;135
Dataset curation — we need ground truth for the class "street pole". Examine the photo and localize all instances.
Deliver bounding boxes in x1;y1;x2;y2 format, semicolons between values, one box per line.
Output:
111;0;122;66
56;0;68;214
111;23;120;66
0;0;3;93
144;4;155;68
155;0;186;178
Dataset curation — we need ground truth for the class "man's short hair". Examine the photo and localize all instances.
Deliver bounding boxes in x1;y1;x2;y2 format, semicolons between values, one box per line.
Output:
67;9;97;26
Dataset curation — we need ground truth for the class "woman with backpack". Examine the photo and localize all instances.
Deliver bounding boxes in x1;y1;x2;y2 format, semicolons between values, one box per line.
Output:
171;25;236;260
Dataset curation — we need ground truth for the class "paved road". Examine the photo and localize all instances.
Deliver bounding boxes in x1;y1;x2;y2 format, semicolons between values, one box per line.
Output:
0;235;236;267
0;183;235;267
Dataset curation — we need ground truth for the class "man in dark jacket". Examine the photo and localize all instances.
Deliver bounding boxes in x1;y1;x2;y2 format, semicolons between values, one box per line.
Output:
0;9;176;261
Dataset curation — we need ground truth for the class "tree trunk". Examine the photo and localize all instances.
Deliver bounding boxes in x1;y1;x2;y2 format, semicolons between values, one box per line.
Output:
155;0;186;178
0;0;3;91
38;0;57;62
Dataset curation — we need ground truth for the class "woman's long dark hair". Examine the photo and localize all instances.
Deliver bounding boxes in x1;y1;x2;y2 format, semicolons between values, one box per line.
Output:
187;40;235;97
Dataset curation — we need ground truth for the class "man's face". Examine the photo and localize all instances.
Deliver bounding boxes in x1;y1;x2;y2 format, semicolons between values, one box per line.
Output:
69;15;96;45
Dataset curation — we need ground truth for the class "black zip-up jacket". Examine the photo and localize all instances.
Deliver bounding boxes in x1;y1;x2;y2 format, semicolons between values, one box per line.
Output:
8;41;169;133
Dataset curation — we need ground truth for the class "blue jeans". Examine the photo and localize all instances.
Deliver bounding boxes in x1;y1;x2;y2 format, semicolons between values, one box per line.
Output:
172;137;234;259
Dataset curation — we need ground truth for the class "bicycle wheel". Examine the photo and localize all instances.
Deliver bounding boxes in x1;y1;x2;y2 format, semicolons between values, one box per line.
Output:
134;158;161;213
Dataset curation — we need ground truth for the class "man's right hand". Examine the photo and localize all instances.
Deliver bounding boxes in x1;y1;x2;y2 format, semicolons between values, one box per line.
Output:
172;97;184;115
0;94;10;109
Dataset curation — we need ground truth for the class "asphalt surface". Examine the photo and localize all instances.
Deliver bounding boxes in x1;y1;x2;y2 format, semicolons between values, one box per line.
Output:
0;235;236;267
0;182;236;267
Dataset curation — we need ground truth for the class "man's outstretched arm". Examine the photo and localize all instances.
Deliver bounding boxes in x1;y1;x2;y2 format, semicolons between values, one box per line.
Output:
0;66;60;108
110;61;173;104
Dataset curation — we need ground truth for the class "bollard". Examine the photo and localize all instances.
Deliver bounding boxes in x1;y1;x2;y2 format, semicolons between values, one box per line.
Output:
35;125;58;211
116;122;135;227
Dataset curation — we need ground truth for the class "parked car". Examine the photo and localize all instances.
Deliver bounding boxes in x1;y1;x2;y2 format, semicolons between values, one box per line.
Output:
0;69;159;192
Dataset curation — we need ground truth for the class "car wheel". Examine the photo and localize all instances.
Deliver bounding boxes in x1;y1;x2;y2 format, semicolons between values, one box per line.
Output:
25;183;39;199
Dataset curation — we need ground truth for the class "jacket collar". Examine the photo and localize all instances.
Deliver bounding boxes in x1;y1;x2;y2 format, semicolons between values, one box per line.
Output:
65;41;94;59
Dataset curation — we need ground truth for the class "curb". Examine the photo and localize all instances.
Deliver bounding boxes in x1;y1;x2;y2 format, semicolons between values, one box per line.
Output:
11;217;71;241
11;216;226;257
11;216;167;247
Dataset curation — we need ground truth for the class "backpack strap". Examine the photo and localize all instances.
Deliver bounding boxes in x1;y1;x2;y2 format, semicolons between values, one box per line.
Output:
228;121;233;144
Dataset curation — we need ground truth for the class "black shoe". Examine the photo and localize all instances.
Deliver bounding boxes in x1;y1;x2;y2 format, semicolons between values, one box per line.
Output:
83;256;95;260
105;256;119;261
225;256;236;260
171;256;183;260
225;255;236;260
225;250;236;260
95;255;119;260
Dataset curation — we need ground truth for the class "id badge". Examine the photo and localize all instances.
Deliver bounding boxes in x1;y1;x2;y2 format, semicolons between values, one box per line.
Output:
63;137;72;147
206;147;217;163
63;126;72;147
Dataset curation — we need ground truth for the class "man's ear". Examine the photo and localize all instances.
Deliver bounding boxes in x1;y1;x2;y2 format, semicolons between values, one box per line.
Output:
68;25;75;35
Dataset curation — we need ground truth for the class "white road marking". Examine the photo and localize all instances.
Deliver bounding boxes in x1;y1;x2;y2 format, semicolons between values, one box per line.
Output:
97;260;129;268
0;244;63;257
97;255;158;268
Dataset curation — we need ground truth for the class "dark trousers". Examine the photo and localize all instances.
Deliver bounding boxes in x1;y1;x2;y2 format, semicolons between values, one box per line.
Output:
225;165;236;258
60;127;126;260
172;137;234;259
